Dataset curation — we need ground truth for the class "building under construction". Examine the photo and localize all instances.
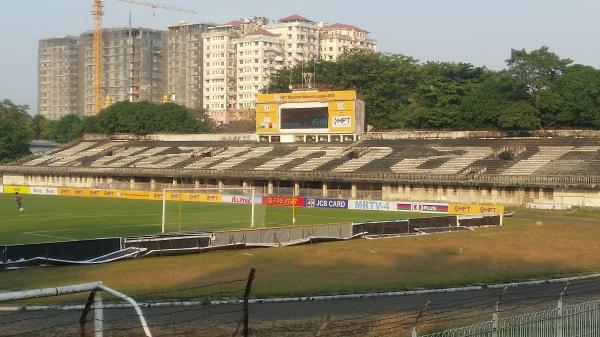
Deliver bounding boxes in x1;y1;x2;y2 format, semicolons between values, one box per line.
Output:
38;28;164;119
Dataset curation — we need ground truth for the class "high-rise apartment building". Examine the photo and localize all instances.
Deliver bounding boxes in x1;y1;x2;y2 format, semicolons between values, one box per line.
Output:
264;15;319;66
202;25;241;123
165;22;214;110
78;28;164;116
235;29;284;110
38;36;79;120
37;15;376;124
319;23;377;61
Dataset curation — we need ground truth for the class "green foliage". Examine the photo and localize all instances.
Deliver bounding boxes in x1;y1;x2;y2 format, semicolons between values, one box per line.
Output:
0;100;32;161
95;101;213;135
506;46;572;105
267;47;595;130
537;65;600;128
498;101;541;130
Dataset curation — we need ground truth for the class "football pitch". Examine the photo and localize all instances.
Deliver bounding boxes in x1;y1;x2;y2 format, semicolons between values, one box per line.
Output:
0;194;426;245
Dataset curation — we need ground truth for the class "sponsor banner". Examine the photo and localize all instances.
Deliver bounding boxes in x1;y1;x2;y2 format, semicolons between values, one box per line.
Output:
348;199;393;211
58;187;93;197
165;192;222;203
449;203;505;215
30;186;58;196
0;185;3;193
262;196;305;207
89;189;118;198
222;194;262;205
117;190;158;200
3;185;31;194
305;198;348;209
396;202;449;213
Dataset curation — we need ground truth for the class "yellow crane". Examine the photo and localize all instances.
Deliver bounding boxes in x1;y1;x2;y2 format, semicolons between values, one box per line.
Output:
92;0;198;114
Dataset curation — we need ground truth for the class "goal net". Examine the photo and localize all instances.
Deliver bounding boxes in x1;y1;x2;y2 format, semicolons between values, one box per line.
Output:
161;187;266;233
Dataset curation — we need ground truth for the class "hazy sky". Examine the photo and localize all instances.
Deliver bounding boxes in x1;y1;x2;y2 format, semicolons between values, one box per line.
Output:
1;0;598;113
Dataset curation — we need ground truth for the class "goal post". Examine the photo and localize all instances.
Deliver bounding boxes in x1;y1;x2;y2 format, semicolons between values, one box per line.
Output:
160;187;263;234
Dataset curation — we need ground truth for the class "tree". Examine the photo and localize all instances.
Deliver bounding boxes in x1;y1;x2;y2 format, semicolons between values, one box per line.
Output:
54;115;83;143
457;71;527;129
497;101;540;130
0;119;30;162
32;114;58;140
506;46;572;105
95;101;213;135
0;100;32;161
537;65;600;128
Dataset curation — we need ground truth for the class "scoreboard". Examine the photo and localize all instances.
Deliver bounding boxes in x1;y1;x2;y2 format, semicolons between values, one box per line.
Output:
255;90;365;134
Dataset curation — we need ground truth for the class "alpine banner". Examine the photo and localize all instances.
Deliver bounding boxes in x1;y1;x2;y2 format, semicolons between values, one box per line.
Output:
222;194;263;205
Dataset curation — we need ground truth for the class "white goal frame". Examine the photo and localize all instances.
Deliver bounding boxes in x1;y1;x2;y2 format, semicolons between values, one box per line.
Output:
161;187;257;233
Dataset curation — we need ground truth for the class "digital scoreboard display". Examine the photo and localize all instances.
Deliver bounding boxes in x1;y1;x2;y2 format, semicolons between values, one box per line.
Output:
280;107;329;129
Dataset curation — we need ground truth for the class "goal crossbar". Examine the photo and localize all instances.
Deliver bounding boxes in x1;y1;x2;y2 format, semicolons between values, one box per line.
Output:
161;187;257;233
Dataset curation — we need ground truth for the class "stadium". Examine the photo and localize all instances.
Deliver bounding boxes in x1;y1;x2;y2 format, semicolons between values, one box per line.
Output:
2;90;600;336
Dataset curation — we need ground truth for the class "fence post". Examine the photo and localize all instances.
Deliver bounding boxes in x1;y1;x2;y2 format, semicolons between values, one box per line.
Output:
492;286;508;337
412;300;430;337
93;289;103;337
243;268;256;337
79;290;97;337
557;282;569;337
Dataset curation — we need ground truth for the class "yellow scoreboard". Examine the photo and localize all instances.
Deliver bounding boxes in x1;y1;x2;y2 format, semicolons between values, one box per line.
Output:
255;90;365;134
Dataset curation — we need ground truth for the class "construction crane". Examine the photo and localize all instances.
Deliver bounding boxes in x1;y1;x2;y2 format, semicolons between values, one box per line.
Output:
92;0;198;114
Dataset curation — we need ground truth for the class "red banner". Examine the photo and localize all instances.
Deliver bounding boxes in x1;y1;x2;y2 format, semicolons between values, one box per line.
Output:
262;196;305;207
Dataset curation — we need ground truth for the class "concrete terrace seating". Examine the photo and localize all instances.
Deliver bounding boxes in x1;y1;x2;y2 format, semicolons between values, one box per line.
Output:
90;147;149;167
255;147;327;171
291;147;346;171
210;147;274;170
98;147;170;168
332;147;393;172
184;147;251;169
23;141;99;166
502;146;574;175
46;142;122;167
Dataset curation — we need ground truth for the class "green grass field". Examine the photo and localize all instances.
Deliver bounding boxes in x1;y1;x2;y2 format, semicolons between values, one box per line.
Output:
0;194;426;245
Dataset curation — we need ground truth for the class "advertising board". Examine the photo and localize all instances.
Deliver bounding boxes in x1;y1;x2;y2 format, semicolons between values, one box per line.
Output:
255;90;362;134
3;185;31;194
396;202;449;213
164;192;222;203
222;194;263;205
262;196;305;207
348;199;393;211
448;203;505;215
30;186;58;195
305;198;348;209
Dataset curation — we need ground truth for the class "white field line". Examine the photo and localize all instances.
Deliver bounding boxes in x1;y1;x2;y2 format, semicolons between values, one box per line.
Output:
21;233;75;241
3;213;162;221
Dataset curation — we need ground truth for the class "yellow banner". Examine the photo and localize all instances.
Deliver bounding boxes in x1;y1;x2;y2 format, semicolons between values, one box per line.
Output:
257;90;357;104
116;190;160;200
166;192;223;202
165;192;222;203
449;204;505;215
58;187;93;197
3;185;30;194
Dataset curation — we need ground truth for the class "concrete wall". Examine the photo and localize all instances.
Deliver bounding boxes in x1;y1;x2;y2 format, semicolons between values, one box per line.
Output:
5;172;600;208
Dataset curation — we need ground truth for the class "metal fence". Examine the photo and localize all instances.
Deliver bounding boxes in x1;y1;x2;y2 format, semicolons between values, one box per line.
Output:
420;299;600;337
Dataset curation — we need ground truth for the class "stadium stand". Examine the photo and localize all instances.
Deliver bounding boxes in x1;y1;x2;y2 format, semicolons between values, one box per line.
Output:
4;131;600;207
